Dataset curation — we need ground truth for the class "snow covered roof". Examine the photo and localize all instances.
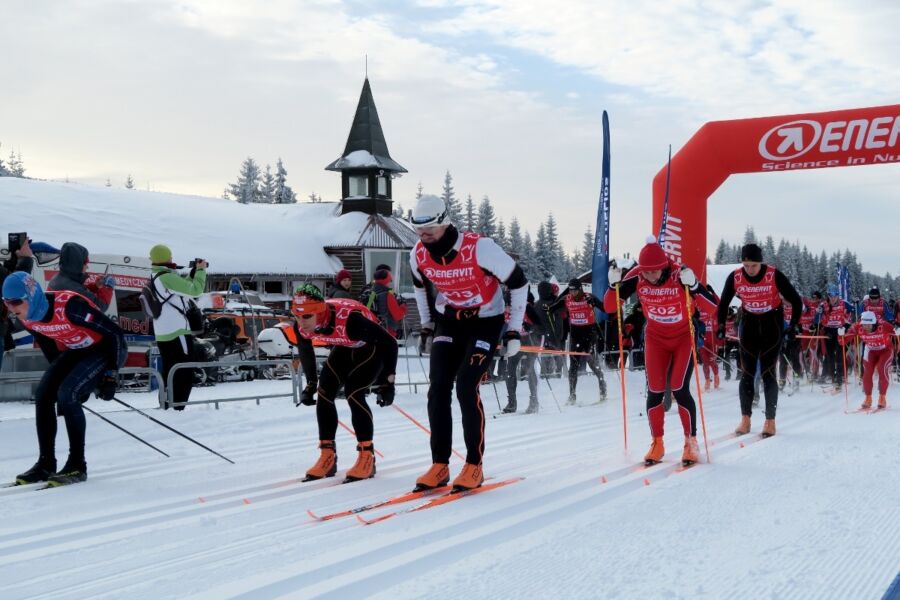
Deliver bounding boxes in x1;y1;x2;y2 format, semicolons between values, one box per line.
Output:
0;178;413;275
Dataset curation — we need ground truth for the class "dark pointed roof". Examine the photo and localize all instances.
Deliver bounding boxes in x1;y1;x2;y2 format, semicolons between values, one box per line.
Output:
325;78;407;174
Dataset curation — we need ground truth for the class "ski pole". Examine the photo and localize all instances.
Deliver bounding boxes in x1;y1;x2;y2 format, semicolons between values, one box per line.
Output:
614;284;628;452
337;419;385;458
401;321;413;391
83;404;170;457
538;336;562;413
840;336;849;412
392;403;465;461
684;287;711;464
488;359;503;412
112;397;235;464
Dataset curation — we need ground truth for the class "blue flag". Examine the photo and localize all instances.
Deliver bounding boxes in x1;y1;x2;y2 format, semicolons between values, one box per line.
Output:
591;111;611;321
658;145;672;244
836;264;851;304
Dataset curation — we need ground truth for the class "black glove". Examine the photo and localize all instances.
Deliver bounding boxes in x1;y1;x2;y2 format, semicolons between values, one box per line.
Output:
373;382;395;407
716;325;726;341
785;324;799;342
419;327;434;356
97;371;118;401
809;325;817;335
298;382;317;406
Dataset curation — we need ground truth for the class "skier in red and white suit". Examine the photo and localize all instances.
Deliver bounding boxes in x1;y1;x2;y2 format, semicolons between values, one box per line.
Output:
841;311;895;410
409;195;528;492
603;238;717;466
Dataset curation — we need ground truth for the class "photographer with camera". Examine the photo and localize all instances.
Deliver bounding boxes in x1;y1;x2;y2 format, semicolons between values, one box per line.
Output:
145;244;207;411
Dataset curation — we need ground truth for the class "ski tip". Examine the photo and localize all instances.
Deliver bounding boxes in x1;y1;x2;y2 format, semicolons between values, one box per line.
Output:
306;509;321;521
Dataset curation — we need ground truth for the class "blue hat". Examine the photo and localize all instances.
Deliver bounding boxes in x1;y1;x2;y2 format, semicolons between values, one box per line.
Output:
826;283;840;297
2;272;49;321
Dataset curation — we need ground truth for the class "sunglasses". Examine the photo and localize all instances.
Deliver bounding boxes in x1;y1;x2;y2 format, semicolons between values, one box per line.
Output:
3;298;25;307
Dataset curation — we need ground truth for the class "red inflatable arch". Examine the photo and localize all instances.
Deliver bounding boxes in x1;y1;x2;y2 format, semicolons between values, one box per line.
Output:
651;104;900;278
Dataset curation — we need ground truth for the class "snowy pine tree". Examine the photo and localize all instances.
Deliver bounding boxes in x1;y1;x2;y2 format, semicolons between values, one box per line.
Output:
260;164;276;203
534;224;552;279
713;239;729;264
392;202;404;218
464;194;476;232
577;227;594;273
496;218;507;250
763;236;777;266
476;195;497;238
416;182;423;200
0;143;6;176
544;213;565;279
507;218;524;258
742;227;757;245
229;157;262;204
442;171;463;225
521;232;539;280
125;174;135;189
274;158;297;204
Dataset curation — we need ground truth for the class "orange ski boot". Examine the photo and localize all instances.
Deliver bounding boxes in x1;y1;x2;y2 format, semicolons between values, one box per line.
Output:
681;436;700;466
343;441;376;483
451;463;484;492
861;395;872;410
761;419;776;438
303;441;336;481
734;415;751;435
877;394;887;409
413;463;450;492
644;436;665;465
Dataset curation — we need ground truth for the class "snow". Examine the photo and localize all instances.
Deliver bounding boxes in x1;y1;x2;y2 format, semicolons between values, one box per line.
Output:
328;149;380;169
0;357;897;599
0;178;388;276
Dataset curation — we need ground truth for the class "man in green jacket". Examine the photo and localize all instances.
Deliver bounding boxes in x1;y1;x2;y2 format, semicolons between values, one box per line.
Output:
148;244;207;410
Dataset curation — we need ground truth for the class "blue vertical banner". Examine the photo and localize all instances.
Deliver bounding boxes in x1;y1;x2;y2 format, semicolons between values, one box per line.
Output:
591;110;612;310
837;264;851;303
658;145;672;243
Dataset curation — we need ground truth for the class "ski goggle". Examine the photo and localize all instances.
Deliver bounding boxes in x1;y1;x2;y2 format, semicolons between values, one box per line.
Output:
409;211;448;230
2;298;25;308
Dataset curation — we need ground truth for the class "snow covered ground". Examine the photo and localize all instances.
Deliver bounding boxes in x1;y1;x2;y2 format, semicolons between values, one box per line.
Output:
0;356;897;600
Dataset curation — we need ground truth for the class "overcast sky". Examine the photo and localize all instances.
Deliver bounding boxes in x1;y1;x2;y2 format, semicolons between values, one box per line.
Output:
2;0;898;274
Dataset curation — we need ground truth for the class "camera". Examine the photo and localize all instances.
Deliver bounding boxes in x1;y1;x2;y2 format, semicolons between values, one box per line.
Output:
7;232;26;256
189;258;208;269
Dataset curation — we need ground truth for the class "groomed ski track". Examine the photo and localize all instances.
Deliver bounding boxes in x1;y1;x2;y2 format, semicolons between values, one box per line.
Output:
0;367;897;599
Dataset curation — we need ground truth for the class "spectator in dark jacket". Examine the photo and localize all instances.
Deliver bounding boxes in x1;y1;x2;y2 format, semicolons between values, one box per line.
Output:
1;239;35;367
532;280;566;375
365;269;407;337
328;269;354;300
47;242;114;311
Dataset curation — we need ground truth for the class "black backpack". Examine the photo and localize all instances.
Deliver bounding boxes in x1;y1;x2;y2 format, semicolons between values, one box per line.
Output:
139;273;167;319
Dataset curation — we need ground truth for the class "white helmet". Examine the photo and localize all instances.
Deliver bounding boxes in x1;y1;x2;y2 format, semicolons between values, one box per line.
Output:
860;311;877;326
410;194;449;229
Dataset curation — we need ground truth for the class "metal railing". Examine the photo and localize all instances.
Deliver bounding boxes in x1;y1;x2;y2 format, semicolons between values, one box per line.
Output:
165;358;300;409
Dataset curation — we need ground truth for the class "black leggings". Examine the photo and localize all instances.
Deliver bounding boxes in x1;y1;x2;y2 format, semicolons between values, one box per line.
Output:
158;335;195;407
316;345;384;443
428;315;504;465
738;317;783;419
822;328;843;385
568;326;604;394
35;346;108;463
779;337;803;380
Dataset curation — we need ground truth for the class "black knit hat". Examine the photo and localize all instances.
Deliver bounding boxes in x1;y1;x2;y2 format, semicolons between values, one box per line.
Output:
741;243;763;262
869;286;880;299
568;278;582;290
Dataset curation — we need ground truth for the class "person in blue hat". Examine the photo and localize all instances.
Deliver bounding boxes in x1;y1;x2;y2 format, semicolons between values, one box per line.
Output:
2;272;127;486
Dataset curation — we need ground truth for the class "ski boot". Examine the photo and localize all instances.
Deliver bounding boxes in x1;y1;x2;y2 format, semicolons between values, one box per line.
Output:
413;463;450;492
15;458;57;485
681;436;699;466
567;393;577;406
303;441;337;481
714;373;721;389
47;459;87;487
792;379;800;394
501;399;517;414
761;419;776;438
451;463;484;492
525;397;540;414
644;436;664;465
778;379;786;391
343;441;375;483
861;395;872;410
877;394;887;409
704;379;711;392
598;378;607;401
734;415;751;435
